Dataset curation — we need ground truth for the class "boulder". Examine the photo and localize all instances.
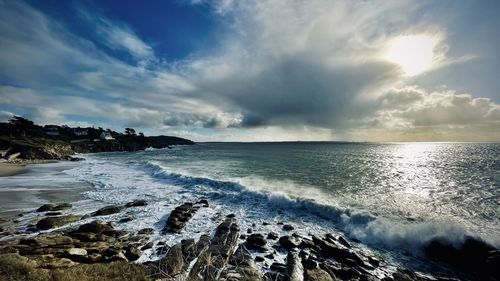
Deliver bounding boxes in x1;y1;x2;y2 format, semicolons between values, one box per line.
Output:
138;228;154;235
283;224;295;231
305;268;334;281
162;202;198;233
287;250;304;281
37;204;56;212
267;231;279;240
246;233;267;251
187;218;240;281
36;215;82;230
424;236;499;279
125;199;148;207
92;205;125;216
125;245;141;261
280;235;301;251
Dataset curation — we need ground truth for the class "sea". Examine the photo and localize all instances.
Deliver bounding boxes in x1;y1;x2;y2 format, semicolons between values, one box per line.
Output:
1;142;499;277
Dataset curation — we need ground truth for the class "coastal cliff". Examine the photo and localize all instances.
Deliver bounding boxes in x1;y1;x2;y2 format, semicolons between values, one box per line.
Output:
0;117;194;162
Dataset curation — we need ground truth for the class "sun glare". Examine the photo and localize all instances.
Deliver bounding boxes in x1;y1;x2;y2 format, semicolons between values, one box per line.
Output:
385;35;438;76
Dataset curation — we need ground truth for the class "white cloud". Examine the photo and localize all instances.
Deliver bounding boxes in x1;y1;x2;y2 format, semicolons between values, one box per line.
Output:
0;0;498;141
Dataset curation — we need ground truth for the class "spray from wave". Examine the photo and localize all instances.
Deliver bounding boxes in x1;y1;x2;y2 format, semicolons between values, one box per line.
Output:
142;161;499;256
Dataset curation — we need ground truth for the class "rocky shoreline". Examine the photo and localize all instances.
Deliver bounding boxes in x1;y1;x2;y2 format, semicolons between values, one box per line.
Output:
1;199;497;281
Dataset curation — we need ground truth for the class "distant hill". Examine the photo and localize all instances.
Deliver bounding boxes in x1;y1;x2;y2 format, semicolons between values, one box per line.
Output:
0;116;194;161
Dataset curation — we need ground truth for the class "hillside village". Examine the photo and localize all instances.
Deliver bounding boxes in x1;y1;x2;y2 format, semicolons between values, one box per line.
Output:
0;116;194;162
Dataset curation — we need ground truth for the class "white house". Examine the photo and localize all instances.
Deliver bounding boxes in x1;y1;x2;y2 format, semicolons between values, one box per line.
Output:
44;125;60;136
100;132;114;140
73;128;88;136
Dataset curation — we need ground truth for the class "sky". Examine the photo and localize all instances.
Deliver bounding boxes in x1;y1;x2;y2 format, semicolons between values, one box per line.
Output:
0;0;499;142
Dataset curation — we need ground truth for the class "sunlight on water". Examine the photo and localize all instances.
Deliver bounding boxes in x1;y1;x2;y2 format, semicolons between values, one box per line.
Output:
390;143;439;197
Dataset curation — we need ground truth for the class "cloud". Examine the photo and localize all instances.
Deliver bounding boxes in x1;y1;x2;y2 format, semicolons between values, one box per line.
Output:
78;9;155;65
0;0;498;141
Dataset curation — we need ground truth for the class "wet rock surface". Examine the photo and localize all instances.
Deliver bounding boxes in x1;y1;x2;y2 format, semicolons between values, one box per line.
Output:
1;200;496;281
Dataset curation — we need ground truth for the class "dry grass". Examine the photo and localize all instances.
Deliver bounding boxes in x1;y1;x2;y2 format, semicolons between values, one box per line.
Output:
0;254;151;281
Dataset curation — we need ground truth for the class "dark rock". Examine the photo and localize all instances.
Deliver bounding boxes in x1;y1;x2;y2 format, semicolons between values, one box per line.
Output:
36;215;81;230
125;245;141;261
125;199;148;207
91;205;125;216
286;250;304;281
267;231;279;240
246;233;267;250
338;236;351;248
197;199;209;207
255;256;265;262
119;216;133;222
36;203;72;212
162;202;198;233
265;253;275;259
283;224;294;231
195;234;211;256
226;213;236;218
45;212;63;216
138;228;154;235
188;217;240;280
270;262;287;273
247;228;253;234
424;236;499;279
141;242;153;250
280;235;301;251
312;236;365;267
303;258;318;270
76;220;113;234
368;256;380;267
37;204;55;212
240;234;247;240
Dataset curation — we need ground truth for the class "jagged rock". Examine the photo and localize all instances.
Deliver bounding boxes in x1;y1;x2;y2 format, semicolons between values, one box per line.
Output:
19;235;73;247
160;243;185;277
162;202;198;233
246;233;267;251
255;256;265;262
424;236;499;279
76;220;113;234
125;199;148;207
270;262;287;273
280;235;301;251
305;268;334;281
287;250;304;281
37;204;56;212
119;216;134;222
182;239;197;263
268;231;279;240
36;203;72;212
312;236;365;268
36;215;81;230
188;217;240;281
196;234;211;256
141;242;153;250
197;199;209;207
92;205;125;216
125;245;141;261
138;228;154;235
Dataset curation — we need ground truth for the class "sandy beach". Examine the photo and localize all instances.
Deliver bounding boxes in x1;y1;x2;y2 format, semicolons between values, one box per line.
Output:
0;163;27;177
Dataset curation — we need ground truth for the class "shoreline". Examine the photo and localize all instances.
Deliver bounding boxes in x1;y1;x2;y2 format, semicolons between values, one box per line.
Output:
0;163;27;177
